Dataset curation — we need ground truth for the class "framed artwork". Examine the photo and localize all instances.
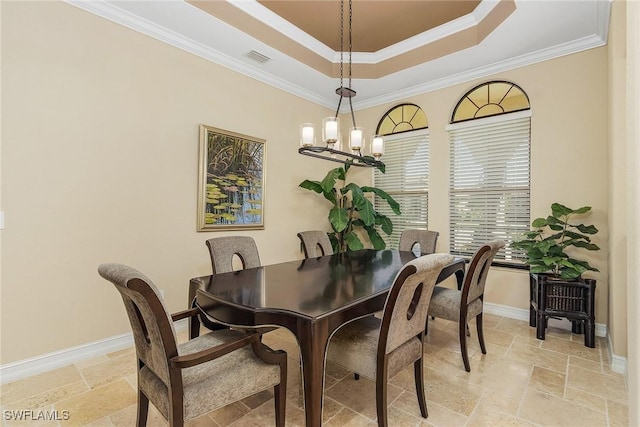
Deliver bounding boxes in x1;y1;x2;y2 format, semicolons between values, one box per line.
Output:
197;125;265;231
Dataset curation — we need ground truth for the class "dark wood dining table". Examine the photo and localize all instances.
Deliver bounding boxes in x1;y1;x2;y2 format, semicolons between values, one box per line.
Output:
194;249;465;427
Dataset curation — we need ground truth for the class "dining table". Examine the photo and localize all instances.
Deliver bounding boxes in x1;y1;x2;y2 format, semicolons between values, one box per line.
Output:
194;249;465;427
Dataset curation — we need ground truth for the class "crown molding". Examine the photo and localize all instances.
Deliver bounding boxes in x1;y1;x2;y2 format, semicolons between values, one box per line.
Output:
64;0;337;109
63;0;611;113
354;33;608;111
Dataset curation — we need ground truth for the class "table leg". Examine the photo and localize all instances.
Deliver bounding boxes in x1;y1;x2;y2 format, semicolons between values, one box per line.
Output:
298;319;330;427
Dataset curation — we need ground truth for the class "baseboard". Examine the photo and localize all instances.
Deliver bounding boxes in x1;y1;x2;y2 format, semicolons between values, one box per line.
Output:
0;320;188;385
0;306;626;385
607;327;629;379
483;302;607;337
484;302;629;376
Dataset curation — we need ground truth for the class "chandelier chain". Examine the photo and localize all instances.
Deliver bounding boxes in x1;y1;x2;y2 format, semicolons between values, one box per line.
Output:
339;0;344;89
348;0;352;88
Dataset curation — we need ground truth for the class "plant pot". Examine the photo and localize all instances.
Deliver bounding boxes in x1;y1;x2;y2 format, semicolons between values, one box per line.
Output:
529;273;596;348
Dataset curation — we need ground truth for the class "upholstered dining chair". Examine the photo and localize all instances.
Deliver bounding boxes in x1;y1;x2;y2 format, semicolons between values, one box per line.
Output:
98;263;287;427
398;229;439;256
426;240;505;372
189;236;262;338
297;230;333;258
326;253;454;427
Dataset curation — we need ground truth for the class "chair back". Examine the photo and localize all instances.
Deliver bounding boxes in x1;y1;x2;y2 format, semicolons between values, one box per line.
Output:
464;240;505;304
206;236;261;274
380;253;454;354
297;231;333;258
98;263;177;384
398;230;439;255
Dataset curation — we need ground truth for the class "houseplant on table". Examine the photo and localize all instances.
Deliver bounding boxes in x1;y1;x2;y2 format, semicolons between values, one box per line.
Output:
511;202;600;347
299;161;400;253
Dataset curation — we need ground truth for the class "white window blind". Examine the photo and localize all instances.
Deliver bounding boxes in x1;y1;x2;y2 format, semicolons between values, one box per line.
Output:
447;111;531;263
374;130;429;249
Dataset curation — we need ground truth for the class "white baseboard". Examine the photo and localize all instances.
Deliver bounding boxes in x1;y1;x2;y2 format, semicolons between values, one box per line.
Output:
607;328;629;379
0;320;188;385
483;302;607;337
0;306;627;385
484;302;628;376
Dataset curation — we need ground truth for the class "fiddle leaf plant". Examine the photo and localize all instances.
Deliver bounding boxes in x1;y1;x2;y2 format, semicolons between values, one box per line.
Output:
511;203;600;279
299;162;400;253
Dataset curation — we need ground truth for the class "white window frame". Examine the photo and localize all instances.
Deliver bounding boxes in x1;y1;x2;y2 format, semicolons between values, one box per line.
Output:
446;109;531;264
373;129;430;249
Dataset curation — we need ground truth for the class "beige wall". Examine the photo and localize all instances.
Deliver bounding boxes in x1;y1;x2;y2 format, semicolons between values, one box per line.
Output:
607;0;628;360
354;48;610;326
625;0;639;422
0;1;333;363
0;0;620;367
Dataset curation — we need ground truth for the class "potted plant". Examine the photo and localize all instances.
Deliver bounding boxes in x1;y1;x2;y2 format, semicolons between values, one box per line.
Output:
511;202;600;347
511;202;600;279
299;162;400;253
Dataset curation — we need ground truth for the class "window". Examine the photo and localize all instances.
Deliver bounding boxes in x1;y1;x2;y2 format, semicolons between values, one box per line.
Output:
376;103;428;136
374;104;429;249
448;81;531;264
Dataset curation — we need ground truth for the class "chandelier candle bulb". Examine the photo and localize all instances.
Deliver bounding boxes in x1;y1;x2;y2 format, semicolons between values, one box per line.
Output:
372;137;384;158
323;117;340;147
300;124;315;147
349;128;364;150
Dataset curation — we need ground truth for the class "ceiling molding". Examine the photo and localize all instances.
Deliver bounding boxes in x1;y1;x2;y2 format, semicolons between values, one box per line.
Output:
63;0;612;113
355;33;608;112
64;0;337;109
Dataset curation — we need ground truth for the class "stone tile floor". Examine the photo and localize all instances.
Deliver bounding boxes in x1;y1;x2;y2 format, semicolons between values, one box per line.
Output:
1;314;628;426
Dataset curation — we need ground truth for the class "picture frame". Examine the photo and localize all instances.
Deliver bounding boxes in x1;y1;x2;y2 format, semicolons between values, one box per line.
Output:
197;125;265;231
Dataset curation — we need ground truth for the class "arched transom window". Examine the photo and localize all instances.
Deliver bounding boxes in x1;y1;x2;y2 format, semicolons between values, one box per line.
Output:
451;81;530;123
376;103;428;136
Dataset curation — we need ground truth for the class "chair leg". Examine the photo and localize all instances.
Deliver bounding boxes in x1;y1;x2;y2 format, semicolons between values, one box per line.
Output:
459;321;471;372
189;299;200;339
476;313;487;354
274;383;286;427
375;375;388;427
413;358;428;418
137;389;149;427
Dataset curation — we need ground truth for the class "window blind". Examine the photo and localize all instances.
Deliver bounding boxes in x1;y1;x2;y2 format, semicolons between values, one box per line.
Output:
447;112;531;263
374;130;429;249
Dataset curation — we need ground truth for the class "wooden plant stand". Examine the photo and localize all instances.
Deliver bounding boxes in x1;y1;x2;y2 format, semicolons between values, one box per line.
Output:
529;273;596;348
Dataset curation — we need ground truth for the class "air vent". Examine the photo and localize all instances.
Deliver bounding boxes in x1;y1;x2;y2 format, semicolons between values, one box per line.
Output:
246;50;271;64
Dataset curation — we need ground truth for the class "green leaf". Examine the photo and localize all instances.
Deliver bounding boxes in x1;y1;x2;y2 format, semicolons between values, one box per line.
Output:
343;183;375;226
376;214;393;235
575;224;598;234
572;206;592;214
299;180;323;193
572;240;600;251
322;188;337;205
531;217;549;228
329;207;349;232
320;168;343;193
344;232;365;251
563;230;591;241
361;186;401;215
551;203;573;218
365;226;386;249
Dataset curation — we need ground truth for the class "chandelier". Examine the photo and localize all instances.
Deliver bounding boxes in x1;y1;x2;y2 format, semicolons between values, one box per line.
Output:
298;0;384;168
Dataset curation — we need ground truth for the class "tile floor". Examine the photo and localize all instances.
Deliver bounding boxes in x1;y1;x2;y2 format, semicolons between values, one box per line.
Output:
1;314;628;426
